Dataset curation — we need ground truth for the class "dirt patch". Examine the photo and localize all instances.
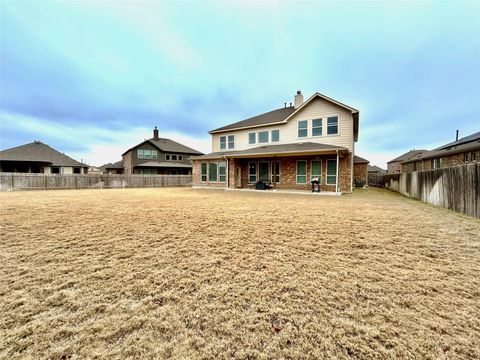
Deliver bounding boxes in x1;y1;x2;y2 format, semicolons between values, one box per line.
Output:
1;188;479;358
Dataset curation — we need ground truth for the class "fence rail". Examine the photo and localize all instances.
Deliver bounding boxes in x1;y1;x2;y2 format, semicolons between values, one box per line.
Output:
382;163;479;218
0;173;192;191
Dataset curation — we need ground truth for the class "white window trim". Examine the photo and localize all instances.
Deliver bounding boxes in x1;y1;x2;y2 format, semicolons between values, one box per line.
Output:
312;119;323;137
248;132;256;145
200;163;207;182
165;154;182;162
311;159;322;184
227;135;235;149
271;160;280;183
219;135;227;150
258;131;269;144
296;160;307;184
326;116;340;137
326;159;337;185
218;161;227;183
271;129;280;142
297;120;308;138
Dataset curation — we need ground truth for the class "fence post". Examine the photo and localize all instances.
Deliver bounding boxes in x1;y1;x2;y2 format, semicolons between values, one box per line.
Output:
44;174;47;190
11;173;14;191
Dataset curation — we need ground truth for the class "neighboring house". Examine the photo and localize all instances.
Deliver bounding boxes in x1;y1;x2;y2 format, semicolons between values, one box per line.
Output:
401;131;480;172
353;155;369;187
87;166;103;175
192;91;360;192
387;150;427;174
122;127;203;175
0;141;88;174
99;160;124;174
368;165;386;175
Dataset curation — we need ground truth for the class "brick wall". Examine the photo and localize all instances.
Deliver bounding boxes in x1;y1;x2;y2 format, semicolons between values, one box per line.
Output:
387;162;401;174
122;152;132;174
193;153;353;193
353;163;368;186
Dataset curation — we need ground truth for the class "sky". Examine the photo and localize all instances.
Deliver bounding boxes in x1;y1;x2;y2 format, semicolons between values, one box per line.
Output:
1;1;479;168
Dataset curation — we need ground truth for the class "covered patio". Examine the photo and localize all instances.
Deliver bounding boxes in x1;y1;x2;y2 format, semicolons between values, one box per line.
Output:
192;143;353;193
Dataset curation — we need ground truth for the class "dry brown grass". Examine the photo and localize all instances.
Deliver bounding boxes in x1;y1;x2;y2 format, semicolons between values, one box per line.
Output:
0;187;479;359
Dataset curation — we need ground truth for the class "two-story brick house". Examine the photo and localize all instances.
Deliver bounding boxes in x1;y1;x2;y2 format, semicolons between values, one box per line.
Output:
122;127;203;175
192;91;360;193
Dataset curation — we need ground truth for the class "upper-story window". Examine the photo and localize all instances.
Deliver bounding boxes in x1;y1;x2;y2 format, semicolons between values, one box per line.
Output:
137;149;158;159
298;120;308;137
271;129;280;142
228;135;235;149
249;132;256;144
165;154;183;161
220;136;226;149
258;131;269;143
327;116;338;135
312;119;322;136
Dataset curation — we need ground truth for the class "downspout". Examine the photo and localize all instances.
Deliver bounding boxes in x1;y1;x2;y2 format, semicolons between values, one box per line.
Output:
336;150;339;193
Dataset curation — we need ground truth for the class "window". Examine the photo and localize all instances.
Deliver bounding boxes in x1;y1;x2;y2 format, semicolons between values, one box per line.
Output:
312;119;322;136
271;130;280;142
432;158;442;169
311;160;322;182
258;131;269;143
228;135;235;149
298;120;308;138
249;132;256;144
137;149;144;159
201;163;207;182
51;167;60;174
271;161;280;183
219;162;226;182
208;163;218;182
326;159;337;185
296;160;307;183
137;149;157;159
248;162;257;183
220;136;226;150
259;161;269;182
171;154;178;161
73;167;81;174
179;155;183;161
144;150;152;159
327;116;338;135
152;150;157;159
166;154;170;161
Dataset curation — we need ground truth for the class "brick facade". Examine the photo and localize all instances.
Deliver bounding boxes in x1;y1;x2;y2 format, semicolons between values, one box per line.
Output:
353;163;368;186
401;151;480;173
192;152;353;193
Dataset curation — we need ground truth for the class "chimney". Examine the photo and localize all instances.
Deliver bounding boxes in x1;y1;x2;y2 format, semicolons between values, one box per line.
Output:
294;90;304;109
455;129;459;141
153;126;159;140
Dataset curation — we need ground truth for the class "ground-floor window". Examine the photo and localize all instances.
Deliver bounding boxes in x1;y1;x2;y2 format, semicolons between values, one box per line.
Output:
201;163;207;181
311;160;322;182
51;167;61;174
139;168;157;175
326;159;337;185
248;162;257;183
219;162;226;182
296;160;307;184
258;161;269;182
208;163;218;182
271;161;280;183
73;167;81;174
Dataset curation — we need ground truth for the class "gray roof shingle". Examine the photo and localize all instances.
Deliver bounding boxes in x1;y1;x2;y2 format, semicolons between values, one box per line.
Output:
387;150;428;164
122;138;203;156
353;155;369;164
0;141;87;167
192;142;347;160
209;106;296;133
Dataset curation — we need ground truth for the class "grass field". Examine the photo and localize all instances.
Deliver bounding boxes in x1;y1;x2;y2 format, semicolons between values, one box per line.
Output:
1;187;479;359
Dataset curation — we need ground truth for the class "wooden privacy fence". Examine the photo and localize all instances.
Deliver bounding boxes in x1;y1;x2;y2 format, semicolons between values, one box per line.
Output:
383;163;479;218
0;173;192;191
368;174;385;187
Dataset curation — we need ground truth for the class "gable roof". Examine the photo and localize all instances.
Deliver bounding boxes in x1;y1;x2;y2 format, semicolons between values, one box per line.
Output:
368;165;386;173
0;141;87;167
353;155;369;164
209;92;360;141
401;131;480;163
99;160;123;170
122;138;203;156
387;149;428;164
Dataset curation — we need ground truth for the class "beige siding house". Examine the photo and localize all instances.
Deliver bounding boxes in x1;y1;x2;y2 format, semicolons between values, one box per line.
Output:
192;91;360;193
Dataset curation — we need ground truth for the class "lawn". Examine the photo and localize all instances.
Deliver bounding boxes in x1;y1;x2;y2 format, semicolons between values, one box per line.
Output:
1;188;479;359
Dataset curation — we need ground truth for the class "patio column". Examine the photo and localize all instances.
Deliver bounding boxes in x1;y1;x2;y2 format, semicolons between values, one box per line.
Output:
335;150;339;193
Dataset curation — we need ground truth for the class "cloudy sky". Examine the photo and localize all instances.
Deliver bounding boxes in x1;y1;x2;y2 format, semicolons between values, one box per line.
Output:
1;1;479;167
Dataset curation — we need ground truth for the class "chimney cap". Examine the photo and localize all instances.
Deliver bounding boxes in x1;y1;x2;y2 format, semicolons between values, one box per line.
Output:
296;90;302;94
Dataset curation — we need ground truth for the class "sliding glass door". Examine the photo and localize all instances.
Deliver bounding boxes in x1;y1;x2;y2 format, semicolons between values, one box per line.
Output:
258;161;269;182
